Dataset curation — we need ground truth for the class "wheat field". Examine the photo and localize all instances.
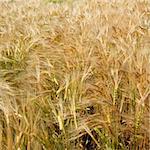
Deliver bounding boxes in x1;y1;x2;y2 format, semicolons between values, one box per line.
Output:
0;0;150;149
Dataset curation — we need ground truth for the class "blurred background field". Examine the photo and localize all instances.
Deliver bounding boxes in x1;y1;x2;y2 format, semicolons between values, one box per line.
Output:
0;0;150;149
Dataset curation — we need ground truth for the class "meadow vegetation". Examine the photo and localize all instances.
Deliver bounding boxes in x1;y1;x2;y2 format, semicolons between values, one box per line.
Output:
0;0;150;149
